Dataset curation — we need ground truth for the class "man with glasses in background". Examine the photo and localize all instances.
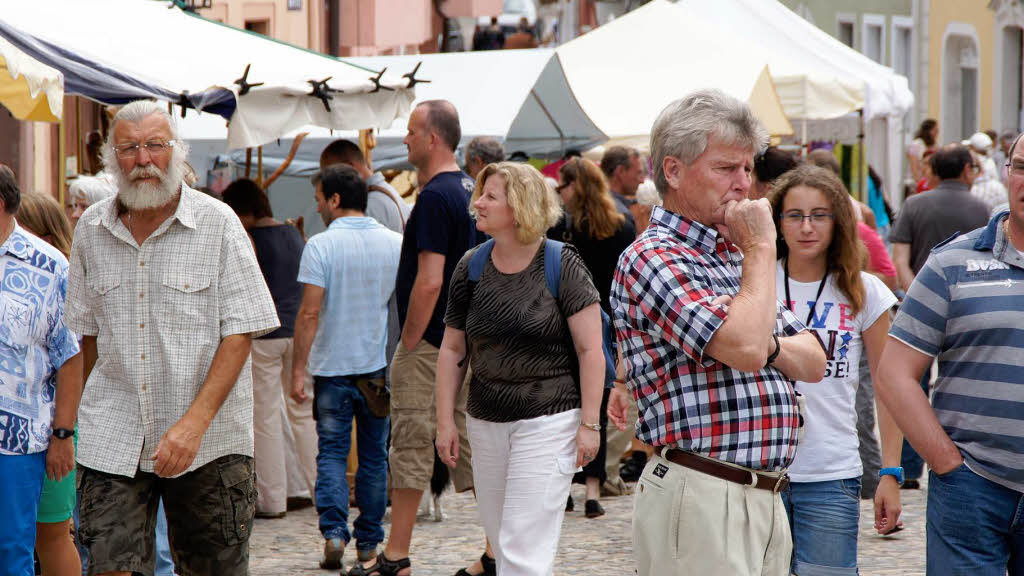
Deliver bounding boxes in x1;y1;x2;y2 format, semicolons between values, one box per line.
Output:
888;143;990;490
67;100;278;576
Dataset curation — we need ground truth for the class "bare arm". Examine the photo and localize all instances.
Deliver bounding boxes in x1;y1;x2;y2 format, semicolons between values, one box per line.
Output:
152;333;253;477
771;331;826;383
872;271;899;292
568;302;605;467
47;352;83;480
82;335;97;382
876;337;962;475
865;314;904;533
290;283;324;402
400;251;446;351
892;242;915;293
704;244;778;372
435;325;470;466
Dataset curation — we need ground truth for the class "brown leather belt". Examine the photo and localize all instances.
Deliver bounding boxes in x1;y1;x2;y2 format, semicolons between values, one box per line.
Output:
663;449;790;493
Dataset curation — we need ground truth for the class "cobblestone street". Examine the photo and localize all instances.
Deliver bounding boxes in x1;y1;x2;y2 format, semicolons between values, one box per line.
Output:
251;480;928;575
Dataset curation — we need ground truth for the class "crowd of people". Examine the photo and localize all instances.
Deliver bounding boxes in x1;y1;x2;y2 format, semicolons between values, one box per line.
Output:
1;88;1023;576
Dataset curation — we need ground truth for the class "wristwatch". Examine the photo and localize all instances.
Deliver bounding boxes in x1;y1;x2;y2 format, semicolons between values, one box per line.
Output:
51;428;74;440
580;422;602;431
878;466;904;485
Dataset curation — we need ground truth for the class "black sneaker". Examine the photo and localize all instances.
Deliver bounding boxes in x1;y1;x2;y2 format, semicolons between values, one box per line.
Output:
619;452;648;483
565;494;574;512
584;499;605;518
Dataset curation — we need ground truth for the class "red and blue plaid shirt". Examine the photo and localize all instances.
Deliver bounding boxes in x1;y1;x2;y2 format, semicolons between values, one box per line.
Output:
611;207;804;471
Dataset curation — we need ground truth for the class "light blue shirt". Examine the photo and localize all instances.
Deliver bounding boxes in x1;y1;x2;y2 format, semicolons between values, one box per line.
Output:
298;216;402;376
0;222;80;455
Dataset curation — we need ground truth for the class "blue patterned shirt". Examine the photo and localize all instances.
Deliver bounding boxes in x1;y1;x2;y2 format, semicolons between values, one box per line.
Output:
0;222;79;455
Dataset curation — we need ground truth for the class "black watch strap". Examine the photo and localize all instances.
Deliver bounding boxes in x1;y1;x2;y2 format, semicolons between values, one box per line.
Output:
52;428;74;440
765;334;781;367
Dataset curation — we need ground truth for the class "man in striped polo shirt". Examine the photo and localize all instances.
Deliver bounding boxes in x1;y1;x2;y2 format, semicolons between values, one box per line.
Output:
879;134;1024;574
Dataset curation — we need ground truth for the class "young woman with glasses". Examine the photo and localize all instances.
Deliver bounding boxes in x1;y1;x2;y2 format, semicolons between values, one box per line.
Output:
767;165;903;575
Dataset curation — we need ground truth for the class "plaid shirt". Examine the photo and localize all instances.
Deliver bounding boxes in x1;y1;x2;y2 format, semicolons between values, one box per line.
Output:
610;207;804;471
67;184;279;478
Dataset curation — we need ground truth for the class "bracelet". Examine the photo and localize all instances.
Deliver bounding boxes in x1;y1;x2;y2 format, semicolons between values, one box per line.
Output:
580;422;602;431
765;334;781;367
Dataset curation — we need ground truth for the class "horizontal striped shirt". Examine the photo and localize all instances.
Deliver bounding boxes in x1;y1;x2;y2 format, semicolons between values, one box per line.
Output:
891;211;1024;492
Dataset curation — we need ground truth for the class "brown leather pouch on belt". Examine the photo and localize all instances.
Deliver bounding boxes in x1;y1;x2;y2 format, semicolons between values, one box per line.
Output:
355;376;391;418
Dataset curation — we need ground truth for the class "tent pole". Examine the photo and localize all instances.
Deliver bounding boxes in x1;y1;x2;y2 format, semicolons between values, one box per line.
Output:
801;118;807;156
257;146;264;186
58;117;66;207
858;109;865;202
75;97;83;175
245;148;253;179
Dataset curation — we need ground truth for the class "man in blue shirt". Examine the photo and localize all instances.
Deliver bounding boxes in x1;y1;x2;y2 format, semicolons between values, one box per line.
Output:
355;100;486;576
291;164;402;571
0;165;82;575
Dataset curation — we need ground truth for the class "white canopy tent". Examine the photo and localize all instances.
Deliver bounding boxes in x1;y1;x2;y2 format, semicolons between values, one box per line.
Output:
678;0;915;203
553;0;793;149
0;0;414;148
0;35;63;122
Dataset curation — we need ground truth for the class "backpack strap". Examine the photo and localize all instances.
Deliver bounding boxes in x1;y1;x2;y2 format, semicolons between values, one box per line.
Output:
459;239;495;368
543;239;563;299
367;185;406;232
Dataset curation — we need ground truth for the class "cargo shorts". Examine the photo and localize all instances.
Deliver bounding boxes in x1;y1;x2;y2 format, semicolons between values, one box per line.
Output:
78;454;255;576
389;339;474;492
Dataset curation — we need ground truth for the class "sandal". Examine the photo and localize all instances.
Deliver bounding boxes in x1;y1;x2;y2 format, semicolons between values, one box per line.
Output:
453;553;496;576
347;552;411;576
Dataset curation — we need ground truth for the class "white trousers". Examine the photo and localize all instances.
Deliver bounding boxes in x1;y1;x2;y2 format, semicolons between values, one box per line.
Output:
251;338;317;513
467;409;580;576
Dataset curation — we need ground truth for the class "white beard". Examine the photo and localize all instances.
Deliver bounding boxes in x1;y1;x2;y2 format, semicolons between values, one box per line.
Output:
114;157;185;210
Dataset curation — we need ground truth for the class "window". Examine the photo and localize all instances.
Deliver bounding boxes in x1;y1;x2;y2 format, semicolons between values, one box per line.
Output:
245;20;270;36
838;21;854;48
862;14;885;64
1002;26;1023;132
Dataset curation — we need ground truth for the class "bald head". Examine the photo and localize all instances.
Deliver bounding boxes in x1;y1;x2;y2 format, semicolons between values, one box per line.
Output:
418;100;461;152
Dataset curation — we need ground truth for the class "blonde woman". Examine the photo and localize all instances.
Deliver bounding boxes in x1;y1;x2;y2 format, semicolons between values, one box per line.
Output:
16;191;80;576
436;162;604;576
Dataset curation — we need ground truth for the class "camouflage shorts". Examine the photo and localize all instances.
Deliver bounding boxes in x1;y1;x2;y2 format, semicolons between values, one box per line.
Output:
79;454;256;576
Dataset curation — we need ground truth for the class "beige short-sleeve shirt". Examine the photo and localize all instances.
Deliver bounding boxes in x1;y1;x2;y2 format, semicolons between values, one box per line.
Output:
67;184;279;478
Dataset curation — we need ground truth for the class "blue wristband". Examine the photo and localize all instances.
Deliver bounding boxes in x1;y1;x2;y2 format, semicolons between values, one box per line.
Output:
878;466;904;485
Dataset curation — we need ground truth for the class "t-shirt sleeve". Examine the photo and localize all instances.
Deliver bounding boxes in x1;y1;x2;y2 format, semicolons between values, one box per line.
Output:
556;244;601;318
620;246;729;367
888;201;915;245
889;252;949;356
415;187;453;256
859;224;898;277
297;239;327;288
218;217;281;338
858;272;898;331
443;251;473;331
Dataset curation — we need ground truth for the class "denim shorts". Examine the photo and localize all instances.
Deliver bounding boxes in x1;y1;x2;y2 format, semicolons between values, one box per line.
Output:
781;477;861;576
927;462;1024;576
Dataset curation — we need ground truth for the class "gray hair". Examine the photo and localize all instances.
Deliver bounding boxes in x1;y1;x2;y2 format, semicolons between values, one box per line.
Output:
466;136;505;165
101;100;187;171
650;89;768;196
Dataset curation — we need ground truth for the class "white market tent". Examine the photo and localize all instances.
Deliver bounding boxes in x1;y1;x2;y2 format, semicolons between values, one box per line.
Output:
0;35;63;122
554;0;794;150
0;0;414;148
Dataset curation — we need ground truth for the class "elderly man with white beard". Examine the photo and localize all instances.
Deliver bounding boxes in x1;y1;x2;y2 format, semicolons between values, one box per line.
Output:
66;100;279;576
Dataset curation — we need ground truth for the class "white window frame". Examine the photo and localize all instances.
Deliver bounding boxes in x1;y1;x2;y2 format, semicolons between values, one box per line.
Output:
836;12;857;49
891;16;915;89
861;13;886;64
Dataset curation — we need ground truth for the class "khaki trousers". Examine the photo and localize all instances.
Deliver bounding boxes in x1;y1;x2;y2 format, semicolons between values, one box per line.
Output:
632;452;792;576
251;338;317;513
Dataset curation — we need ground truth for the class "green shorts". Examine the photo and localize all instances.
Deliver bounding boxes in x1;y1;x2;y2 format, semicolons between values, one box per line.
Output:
37;433;76;524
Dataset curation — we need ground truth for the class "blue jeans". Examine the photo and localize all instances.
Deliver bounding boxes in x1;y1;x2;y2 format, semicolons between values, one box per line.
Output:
0;452;46;576
782;478;861;575
901;371;931;480
927;462;1024;575
313;372;390;551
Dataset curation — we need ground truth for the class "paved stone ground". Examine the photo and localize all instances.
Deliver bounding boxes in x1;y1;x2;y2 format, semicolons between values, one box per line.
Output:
251;479;929;575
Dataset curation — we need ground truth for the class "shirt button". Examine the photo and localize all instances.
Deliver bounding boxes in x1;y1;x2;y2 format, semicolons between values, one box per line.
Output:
139;323;145;329
184;284;190;290
139;292;144;299
142;384;147;391
139;261;145;267
140;354;145;360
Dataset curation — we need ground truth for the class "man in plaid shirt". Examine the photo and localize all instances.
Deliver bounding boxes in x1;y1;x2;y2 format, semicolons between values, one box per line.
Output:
610;90;825;576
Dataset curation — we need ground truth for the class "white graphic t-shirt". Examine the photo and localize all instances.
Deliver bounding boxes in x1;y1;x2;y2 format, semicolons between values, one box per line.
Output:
775;263;897;482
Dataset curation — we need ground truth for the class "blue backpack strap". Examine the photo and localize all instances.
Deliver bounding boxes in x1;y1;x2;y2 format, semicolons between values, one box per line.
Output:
543;239;563;298
467;239;495;283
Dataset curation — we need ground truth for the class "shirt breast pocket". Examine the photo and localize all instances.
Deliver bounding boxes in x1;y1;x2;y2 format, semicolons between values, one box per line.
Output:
159;274;212;329
88;276;122;327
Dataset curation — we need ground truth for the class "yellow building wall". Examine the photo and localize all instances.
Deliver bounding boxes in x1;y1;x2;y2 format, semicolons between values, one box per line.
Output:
927;0;995;133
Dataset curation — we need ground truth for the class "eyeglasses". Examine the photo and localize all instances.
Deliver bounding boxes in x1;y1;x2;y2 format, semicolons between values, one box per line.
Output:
112;139;176;160
781;211;834;226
